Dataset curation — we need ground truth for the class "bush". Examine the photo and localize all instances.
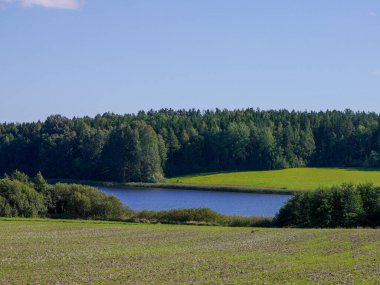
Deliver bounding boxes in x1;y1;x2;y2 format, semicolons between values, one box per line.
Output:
132;208;223;224
357;184;380;227
130;209;274;227
222;215;273;227
0;171;126;220
46;183;125;220
275;183;380;228
0;178;45;218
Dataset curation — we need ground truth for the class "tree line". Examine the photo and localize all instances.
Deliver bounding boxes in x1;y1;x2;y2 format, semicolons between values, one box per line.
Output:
0;109;379;182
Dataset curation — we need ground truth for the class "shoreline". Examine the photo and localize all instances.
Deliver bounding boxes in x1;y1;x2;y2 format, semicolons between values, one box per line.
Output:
47;179;298;195
47;178;380;195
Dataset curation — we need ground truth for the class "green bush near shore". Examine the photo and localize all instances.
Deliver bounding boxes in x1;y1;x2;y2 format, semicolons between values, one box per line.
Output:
0;171;125;220
0;179;45;218
222;215;273;227
275;183;380;228
129;208;222;224
128;208;273;227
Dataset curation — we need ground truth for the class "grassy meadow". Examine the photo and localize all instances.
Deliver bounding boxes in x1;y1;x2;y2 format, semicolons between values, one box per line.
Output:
168;167;380;191
0;219;379;284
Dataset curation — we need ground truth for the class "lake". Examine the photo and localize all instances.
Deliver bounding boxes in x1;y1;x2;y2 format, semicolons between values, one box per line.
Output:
100;187;291;216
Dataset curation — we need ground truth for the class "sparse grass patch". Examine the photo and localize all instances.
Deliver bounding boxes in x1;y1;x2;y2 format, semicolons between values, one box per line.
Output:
0;219;379;284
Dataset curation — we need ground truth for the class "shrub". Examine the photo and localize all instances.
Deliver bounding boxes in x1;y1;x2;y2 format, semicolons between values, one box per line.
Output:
275;183;380;228
131;209;274;227
132;208;223;224
357;183;380;227
0;178;45;218
0;171;126;220
222;215;273;227
46;183;125;220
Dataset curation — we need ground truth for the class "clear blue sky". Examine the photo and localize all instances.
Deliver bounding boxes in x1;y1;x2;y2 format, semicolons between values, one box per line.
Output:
1;0;379;122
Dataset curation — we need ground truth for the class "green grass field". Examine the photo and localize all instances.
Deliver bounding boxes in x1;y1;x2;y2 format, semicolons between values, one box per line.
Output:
0;219;379;284
168;167;380;191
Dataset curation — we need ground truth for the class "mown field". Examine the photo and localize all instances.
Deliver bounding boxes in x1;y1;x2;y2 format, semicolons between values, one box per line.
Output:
168;167;380;191
0;219;379;284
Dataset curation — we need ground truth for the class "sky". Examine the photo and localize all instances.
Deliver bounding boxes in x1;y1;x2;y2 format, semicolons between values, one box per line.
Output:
0;0;380;122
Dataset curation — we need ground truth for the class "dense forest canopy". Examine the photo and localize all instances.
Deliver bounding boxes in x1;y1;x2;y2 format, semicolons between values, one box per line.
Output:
0;109;379;182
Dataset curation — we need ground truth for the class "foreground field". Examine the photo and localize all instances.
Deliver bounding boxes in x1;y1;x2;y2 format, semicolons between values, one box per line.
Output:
169;167;380;191
0;219;379;284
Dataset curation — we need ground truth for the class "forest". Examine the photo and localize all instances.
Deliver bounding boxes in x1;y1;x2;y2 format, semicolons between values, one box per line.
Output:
0;109;379;182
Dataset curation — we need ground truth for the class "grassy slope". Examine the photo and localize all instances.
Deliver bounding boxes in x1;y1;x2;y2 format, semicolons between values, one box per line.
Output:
0;219;379;284
168;167;380;191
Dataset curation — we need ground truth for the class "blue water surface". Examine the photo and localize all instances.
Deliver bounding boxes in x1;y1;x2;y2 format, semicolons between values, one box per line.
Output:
100;187;291;216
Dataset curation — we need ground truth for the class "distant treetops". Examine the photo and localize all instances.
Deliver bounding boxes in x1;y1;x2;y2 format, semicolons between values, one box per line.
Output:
0;109;379;182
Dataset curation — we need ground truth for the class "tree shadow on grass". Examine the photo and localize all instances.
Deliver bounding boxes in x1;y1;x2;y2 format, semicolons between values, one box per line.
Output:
342;167;380;172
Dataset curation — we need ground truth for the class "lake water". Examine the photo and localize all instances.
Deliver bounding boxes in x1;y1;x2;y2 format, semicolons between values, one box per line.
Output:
100;187;291;216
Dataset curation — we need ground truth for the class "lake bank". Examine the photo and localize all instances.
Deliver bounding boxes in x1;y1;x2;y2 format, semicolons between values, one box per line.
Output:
48;179;297;194
49;167;380;195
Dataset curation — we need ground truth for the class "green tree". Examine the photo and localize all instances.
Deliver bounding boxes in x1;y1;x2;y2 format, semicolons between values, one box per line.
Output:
33;171;48;193
137;122;165;182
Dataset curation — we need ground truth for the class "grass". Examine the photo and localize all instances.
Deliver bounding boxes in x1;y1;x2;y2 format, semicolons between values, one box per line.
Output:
0;219;379;284
168;167;380;191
